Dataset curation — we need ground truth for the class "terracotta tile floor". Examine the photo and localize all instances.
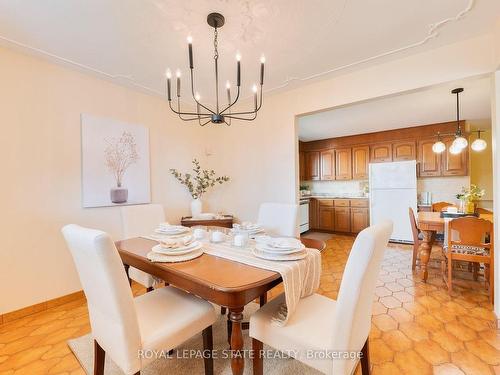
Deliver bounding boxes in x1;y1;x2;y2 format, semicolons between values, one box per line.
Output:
0;234;499;374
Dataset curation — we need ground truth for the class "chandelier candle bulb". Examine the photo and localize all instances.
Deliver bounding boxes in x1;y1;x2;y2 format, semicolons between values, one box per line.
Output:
237;60;241;86
176;70;181;97
253;84;258;108
260;55;265;85
187;36;193;69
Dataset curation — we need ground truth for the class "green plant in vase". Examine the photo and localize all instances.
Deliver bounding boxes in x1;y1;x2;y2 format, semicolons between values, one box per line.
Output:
456;184;485;214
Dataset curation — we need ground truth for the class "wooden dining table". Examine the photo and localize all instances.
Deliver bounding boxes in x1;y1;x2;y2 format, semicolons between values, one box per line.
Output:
115;237;282;375
416;211;493;281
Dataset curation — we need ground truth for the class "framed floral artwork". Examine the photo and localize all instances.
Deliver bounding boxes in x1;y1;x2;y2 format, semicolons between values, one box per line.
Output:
81;114;151;208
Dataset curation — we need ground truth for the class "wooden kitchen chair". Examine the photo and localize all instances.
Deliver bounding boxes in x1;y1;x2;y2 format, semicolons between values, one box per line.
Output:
408;207;422;270
442;217;494;302
432;201;456;212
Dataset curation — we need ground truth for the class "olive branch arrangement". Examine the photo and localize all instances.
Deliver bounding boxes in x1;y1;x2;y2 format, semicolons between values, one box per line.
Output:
170;159;230;199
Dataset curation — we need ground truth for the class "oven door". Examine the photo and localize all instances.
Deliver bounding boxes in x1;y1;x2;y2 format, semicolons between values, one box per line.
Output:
299;200;309;233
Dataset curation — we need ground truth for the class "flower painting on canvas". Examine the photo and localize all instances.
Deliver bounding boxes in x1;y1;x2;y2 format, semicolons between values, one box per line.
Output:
81;114;150;208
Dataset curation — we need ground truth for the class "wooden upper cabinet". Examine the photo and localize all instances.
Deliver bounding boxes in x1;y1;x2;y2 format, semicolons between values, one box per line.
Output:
393;141;416;161
335;148;352;180
305;151;320;180
418;139;441;177
352;146;369;179
370;143;392;163
334;207;351;232
320;149;335;180
442;137;468;176
299;151;306;181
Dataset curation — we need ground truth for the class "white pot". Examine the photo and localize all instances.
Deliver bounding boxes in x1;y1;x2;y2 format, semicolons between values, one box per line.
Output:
190;198;202;218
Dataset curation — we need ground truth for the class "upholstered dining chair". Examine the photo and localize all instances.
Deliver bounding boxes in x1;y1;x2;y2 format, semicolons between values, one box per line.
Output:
62;224;217;375
121;204;165;291
257;202;298;237
442;217;494;301
249;221;393;375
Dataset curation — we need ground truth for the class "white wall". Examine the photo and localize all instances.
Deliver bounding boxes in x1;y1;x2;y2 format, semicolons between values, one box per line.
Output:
0;46;227;314
417;176;470;205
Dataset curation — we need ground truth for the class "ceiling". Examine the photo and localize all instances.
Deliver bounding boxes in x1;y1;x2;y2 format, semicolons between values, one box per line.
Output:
298;76;492;141
0;0;499;101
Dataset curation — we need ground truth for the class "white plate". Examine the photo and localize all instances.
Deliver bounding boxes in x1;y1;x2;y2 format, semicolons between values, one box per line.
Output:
267;238;304;250
147;248;204;263
152;242;201;255
255;243;305;255
252;248;307;261
154;227;190;235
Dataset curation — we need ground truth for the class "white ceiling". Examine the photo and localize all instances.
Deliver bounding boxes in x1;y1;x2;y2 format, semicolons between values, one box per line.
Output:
0;0;499;102
298;76;492;141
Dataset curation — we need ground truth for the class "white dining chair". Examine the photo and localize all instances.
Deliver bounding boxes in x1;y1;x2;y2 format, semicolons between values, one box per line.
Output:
257;202;298;237
62;224;217;375
249;221;393;375
121;204;165;291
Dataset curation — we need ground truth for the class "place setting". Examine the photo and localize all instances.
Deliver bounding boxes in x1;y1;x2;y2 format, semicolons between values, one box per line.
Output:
252;236;307;261
146;234;204;263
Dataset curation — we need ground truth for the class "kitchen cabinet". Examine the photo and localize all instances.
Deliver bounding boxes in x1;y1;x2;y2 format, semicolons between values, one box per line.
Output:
299;152;306;181
351;208;369;233
442;137;468;176
309;198;319;229
335;148;352;180
418;139;441;177
392;141;416;161
318;201;334;231
334;207;351;232
320;149;335;180
352;146;369;179
305;151;320;180
370;143;393;163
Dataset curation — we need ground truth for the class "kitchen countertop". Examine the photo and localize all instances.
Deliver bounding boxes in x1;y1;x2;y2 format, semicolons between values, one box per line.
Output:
301;195;368;200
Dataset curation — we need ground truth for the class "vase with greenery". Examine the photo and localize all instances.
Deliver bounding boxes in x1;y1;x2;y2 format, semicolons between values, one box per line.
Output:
170;159;230;218
456;184;485;214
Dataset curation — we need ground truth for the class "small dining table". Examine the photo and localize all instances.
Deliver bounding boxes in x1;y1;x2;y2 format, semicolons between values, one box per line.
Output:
416;211;493;281
115;237;282;375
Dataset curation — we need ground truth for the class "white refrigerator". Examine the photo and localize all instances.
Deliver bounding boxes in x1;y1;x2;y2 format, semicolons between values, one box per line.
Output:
369;160;417;243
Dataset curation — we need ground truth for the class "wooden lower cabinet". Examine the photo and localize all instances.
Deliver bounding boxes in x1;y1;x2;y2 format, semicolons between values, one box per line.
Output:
351;208;369;233
309;198;319;228
318;206;335;230
334;207;351;233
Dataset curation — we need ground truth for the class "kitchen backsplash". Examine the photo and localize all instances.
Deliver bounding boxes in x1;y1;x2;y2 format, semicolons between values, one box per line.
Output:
417;176;470;204
303;180;368;196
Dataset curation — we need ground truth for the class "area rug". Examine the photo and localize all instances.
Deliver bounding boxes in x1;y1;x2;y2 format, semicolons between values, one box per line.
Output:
68;304;321;375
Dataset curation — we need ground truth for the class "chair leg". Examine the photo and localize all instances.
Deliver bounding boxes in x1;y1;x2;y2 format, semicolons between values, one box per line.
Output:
252;338;263;375
227;318;232;346
360;338;370;375
259;293;267;307
146;286;154;292
221;306;227;315
93;340;105;375
473;262;479;281
447;254;453;295
202;326;214;375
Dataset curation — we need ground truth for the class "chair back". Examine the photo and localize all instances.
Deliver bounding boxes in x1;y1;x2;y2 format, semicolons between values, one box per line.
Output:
331;221;393;374
257;203;298;237
408;207;419;244
432;201;456;212
448;216;493;250
121;204;165;238
61;225;141;374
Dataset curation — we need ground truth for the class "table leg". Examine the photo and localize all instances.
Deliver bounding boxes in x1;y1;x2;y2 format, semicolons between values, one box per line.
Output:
123;264;131;286
418;230;435;282
229;307;244;375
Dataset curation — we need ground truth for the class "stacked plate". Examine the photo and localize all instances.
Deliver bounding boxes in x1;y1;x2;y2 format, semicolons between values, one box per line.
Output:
147;235;204;263
231;222;264;235
154;223;190;236
253;237;307;261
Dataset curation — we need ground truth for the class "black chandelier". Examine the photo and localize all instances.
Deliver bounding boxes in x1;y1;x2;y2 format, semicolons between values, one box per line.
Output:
165;12;265;126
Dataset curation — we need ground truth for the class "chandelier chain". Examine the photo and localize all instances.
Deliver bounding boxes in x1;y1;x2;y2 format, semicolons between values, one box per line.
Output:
213;28;219;60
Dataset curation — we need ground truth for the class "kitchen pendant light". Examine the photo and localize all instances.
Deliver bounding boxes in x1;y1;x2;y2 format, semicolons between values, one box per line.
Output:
165;12;265;126
449;143;461;155
432;132;446;153
471;130;487;151
451;88;468;150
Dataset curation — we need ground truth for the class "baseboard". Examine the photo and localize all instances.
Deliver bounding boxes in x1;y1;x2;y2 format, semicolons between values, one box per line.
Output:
0;290;85;325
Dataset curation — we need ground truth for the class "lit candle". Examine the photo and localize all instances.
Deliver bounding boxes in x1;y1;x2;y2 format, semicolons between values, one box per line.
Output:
166;69;172;101
176;69;181;97
187;36;193;69
236;53;241;86
260;55;265;85
252;84;257;109
226;81;231;103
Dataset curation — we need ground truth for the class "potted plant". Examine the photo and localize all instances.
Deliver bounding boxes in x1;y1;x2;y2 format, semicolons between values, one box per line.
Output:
170;159;230;218
456;184;485;214
104;131;139;204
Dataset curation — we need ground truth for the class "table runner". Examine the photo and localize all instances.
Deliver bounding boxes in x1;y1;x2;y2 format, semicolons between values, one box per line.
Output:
202;240;321;326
